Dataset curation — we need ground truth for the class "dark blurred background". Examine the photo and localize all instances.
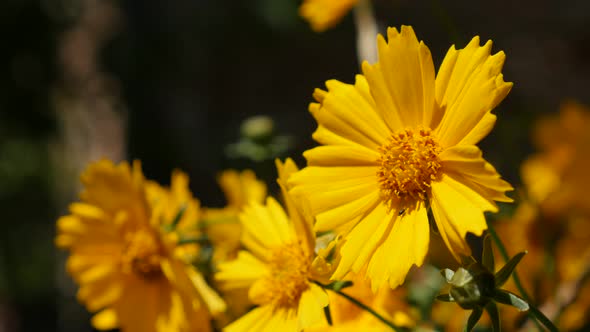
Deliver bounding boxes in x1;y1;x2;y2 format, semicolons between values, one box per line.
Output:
1;0;590;331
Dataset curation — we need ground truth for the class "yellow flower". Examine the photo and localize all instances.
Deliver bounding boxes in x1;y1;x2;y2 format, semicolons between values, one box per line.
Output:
290;25;513;290
56;160;225;332
201;169;267;324
521;100;590;215
299;0;358;32
203;169;267;262
215;159;329;332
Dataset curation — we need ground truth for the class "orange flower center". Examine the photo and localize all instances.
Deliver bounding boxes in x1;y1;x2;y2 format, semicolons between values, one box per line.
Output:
122;228;164;280
377;128;442;211
252;242;311;309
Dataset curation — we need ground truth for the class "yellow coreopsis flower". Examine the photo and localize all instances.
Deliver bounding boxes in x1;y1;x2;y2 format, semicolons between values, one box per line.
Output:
215;159;329;332
299;0;358;32
290;25;513;290
56;160;225;332
203;169;267;262
521;100;590;215
202;169;267;323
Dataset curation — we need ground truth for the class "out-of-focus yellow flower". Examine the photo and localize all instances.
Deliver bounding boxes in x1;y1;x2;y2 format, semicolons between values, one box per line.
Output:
56;160;225;332
203;169;266;262
299;0;358;32
201;169;266;325
216;159;331;332
290;25;513;290
309;271;415;332
522;101;590;215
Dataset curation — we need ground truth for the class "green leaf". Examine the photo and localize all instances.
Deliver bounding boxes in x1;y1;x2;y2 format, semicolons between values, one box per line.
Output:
485;302;501;332
436;293;455;302
494;251;527;287
441;268;455;282
493;289;529;311
464;307;483;332
482;234;495;272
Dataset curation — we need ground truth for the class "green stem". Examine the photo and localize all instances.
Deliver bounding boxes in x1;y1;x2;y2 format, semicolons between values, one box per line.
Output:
329;288;403;331
529;306;560;332
487;221;560;332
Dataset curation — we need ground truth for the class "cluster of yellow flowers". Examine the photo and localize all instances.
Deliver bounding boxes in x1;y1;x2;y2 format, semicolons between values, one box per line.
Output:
55;3;590;332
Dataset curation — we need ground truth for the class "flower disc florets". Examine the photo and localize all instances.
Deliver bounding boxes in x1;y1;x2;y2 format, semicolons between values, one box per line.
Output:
377;128;442;210
122;228;164;280
253;242;312;309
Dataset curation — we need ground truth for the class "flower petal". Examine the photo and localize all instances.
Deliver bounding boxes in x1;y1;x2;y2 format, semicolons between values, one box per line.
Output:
91;309;119;330
224;305;275;332
362;25;436;129
239;197;296;251
314;190;381;232
303;145;380;166
216;251;269;289
289;166;378;216
310;76;390;150
435;37;512;147
441;145;513;202
430;174;493;259
297;285;328;330
366;204;429;290
332;202;395;280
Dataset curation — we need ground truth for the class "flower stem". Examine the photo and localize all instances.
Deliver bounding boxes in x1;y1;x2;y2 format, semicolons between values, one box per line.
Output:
353;0;378;65
329;288;404;331
487;221;560;332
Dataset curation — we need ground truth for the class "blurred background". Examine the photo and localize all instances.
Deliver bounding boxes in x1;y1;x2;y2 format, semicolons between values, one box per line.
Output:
1;0;590;331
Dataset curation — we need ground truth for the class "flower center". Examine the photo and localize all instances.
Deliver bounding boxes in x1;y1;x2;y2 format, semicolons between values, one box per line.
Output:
122;228;164;280
377;128;442;211
253;242;311;309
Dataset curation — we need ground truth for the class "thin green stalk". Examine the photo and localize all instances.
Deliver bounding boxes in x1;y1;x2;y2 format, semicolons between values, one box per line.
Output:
528;306;560;332
329;288;403;331
487;221;560;332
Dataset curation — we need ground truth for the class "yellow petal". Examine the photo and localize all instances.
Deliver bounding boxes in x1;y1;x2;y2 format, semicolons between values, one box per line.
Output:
332;202;394;280
315;190;381;232
215;250;269;289
239;198;295;250
115;279;161;332
289;166;377;216
310;76;389;150
362;25;436;129
430;174;492;259
218;169;266;209
79;160;149;224
297;285;329;330
461;113;497;146
91;309;118;330
299;0;358;32
77;273;122;311
441;145;513;202
303;145;380;167
435;37;512;147
224;305;274;332
276;158;315;254
367;205;429;290
187;268;227;315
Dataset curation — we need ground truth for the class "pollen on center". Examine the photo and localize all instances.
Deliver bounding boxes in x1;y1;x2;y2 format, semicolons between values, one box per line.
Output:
377;128;442;211
122;228;165;280
250;242;312;309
